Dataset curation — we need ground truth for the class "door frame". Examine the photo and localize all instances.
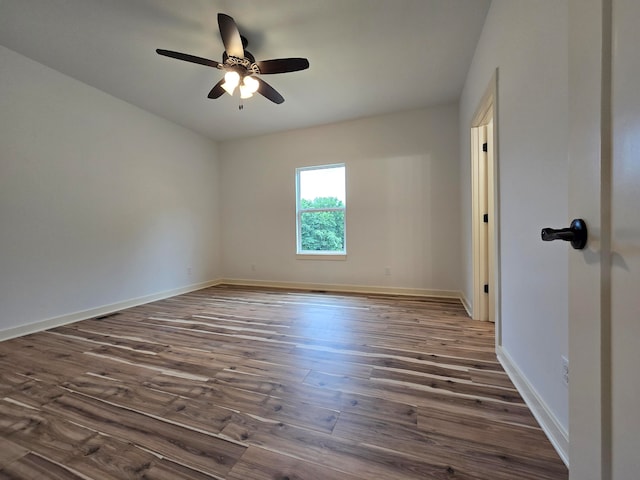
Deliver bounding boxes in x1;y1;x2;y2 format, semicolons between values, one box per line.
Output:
470;70;501;341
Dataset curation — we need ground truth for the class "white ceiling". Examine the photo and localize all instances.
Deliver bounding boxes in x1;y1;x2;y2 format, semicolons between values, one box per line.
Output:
0;0;491;142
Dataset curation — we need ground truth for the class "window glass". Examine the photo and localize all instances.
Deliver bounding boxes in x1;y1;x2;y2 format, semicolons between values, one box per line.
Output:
296;164;346;254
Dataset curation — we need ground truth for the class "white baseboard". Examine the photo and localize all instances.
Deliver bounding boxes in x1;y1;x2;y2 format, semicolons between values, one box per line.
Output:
220;277;462;300
459;291;472;317
497;346;569;467
0;279;223;342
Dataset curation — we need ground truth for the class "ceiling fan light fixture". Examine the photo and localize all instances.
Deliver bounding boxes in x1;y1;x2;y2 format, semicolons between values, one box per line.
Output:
239;75;259;99
243;75;259;94
239;85;253;99
221;71;240;95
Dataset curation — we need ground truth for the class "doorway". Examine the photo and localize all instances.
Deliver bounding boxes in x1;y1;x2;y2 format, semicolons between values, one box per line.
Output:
471;71;500;343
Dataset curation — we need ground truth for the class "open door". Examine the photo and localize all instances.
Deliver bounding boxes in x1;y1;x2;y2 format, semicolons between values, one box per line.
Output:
568;0;640;477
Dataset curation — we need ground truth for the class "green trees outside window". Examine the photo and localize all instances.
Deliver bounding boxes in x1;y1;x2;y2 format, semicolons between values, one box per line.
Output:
300;197;345;251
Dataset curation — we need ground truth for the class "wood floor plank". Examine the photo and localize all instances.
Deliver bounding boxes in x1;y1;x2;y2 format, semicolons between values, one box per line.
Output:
4;379;66;409
0;351;88;385
232;359;311;382
227;446;367;480
333;411;566;480
0;371;32;395
0;285;567;479
339;391;419;426
162;397;236;435
0;398;97;464
143;458;224;480
212;372;346;411
66;434;156;480
43;392;246;477
189;382;341;434
369;366;522;403
220;411;477;480
416;406;562;461
0;438;29;469
47;328;169;354
62;373;178;414
0;453;87;480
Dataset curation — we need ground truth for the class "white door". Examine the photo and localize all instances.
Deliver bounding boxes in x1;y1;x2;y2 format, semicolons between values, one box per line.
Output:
568;0;640;478
609;0;640;476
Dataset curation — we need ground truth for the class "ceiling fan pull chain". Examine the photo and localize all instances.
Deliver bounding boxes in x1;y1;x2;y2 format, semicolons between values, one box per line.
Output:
239;98;244;111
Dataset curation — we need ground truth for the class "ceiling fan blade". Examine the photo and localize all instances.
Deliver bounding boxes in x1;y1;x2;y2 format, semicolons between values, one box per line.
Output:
255;58;310;75
217;13;244;58
207;79;225;99
256;78;285;104
156;49;220;68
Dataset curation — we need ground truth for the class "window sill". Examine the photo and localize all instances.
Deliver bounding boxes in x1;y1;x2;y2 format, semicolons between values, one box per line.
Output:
296;253;347;261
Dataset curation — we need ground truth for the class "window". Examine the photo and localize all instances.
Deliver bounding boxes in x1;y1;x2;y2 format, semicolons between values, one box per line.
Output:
296;164;346;256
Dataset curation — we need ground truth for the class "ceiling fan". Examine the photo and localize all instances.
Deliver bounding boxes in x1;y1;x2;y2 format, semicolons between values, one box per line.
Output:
156;13;309;107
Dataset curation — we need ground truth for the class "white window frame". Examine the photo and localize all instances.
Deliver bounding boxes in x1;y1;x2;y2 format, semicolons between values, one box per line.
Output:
295;163;347;260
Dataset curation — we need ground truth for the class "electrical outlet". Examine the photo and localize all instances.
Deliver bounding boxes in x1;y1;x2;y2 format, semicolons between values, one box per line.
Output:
251;264;256;272
561;356;569;386
187;267;192;276
384;267;391;276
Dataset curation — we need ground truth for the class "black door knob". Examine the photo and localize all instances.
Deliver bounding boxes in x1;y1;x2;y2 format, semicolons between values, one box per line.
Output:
541;218;588;250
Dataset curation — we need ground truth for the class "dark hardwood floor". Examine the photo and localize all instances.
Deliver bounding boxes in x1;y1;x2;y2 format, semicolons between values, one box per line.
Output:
0;285;568;479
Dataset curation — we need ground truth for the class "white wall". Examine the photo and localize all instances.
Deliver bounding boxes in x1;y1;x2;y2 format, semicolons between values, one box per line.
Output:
219;105;461;295
0;46;221;335
459;0;569;456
